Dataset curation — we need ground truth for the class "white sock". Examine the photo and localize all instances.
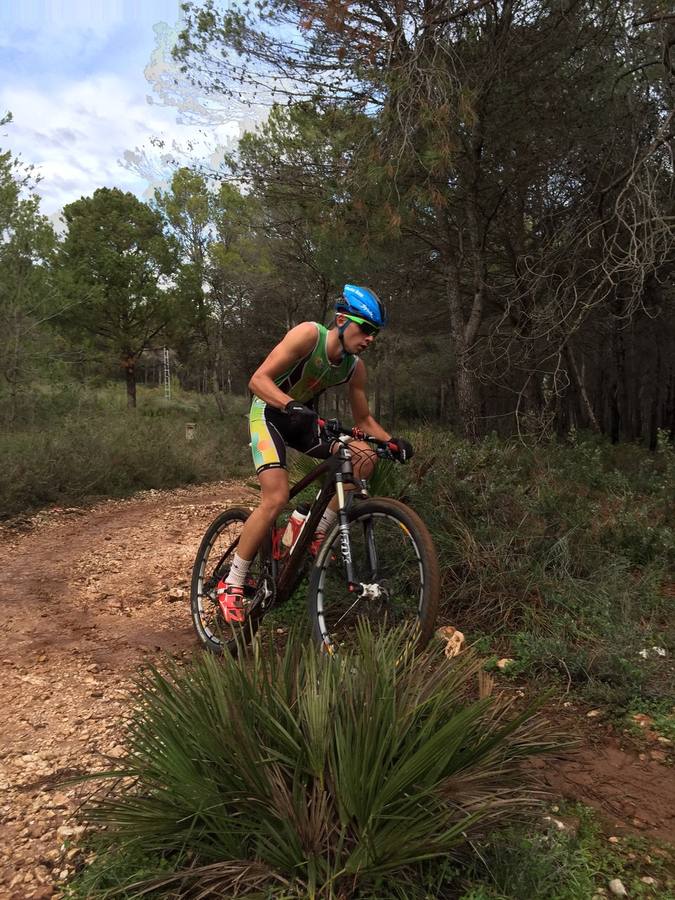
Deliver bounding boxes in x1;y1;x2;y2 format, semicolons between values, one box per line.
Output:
317;508;337;535
226;552;251;588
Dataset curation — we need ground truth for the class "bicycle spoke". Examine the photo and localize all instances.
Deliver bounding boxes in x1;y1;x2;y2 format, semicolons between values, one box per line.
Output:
315;510;425;649
330;594;367;631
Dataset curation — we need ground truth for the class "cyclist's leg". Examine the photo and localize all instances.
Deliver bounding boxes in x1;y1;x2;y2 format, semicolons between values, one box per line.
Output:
237;467;289;560
325;439;376;512
307;440;376;550
344;439;377;481
262;412;377;538
238;398;290;560
220;469;289;622
220;400;290;620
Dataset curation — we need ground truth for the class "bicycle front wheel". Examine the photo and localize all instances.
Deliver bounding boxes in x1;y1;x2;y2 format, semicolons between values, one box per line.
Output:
307;498;439;652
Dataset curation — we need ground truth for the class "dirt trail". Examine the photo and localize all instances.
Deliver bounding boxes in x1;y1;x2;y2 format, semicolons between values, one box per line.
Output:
0;482;672;898
0;482;255;899
533;740;675;842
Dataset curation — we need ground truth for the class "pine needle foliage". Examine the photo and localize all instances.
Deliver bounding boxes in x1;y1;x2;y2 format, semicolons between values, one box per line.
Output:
81;626;556;899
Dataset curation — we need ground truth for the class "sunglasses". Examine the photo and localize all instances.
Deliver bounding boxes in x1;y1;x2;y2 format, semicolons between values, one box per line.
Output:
343;314;380;337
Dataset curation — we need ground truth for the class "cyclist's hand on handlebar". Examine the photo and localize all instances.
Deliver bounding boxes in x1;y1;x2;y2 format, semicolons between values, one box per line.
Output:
387;436;414;463
313;418;412;461
284;400;318;428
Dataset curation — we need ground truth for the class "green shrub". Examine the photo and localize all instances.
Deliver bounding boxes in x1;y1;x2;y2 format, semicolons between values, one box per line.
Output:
0;385;250;518
63;840;172;899
72;626;555;899
280;426;674;710
403;429;674;706
456;804;675;899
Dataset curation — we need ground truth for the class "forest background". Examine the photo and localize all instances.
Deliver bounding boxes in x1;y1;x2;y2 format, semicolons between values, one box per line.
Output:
3;0;673;691
2;0;673;462
2;4;674;895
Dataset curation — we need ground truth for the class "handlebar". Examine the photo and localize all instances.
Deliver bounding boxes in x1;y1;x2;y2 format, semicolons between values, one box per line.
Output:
317;418;402;461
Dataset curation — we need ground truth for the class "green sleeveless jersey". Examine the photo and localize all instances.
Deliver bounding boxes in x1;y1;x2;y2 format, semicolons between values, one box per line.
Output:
259;322;358;406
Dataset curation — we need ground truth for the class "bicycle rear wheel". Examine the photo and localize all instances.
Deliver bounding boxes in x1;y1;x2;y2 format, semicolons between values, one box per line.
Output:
190;507;264;654
307;497;439;652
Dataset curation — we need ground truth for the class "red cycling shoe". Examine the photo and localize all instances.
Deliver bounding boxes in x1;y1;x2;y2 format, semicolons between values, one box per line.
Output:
309;531;327;557
216;581;247;624
310;531;338;561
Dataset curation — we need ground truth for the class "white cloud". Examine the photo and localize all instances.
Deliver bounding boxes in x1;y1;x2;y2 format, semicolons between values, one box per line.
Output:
0;4;257;216
0;0;178;36
1;73;245;214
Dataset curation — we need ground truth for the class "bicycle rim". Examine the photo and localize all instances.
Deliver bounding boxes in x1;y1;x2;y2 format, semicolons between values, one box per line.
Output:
311;503;431;651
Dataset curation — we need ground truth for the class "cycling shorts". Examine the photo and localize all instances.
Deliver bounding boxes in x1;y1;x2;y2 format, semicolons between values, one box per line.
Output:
249;397;334;474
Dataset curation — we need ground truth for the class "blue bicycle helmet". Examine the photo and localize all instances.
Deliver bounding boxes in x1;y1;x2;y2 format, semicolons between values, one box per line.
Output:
336;284;388;328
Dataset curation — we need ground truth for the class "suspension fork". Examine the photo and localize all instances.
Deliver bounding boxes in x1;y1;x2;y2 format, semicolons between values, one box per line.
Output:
334;465;383;607
334;471;356;585
335;442;367;590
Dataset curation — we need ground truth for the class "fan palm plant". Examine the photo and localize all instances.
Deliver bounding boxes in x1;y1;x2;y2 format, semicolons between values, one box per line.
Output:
80;626;557;899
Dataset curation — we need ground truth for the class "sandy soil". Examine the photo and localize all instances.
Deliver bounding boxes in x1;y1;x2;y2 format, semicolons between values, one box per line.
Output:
0;482;672;898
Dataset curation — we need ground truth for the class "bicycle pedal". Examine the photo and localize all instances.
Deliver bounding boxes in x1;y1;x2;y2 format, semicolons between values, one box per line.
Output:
251;576;275;610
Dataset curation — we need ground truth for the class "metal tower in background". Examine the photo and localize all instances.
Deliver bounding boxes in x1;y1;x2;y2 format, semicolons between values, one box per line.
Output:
163;347;171;402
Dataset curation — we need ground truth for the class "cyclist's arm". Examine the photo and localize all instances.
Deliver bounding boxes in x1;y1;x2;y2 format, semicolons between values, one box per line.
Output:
348;360;391;441
248;322;318;409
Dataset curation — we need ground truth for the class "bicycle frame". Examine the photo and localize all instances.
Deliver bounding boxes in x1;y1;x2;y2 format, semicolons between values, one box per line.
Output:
193;420;437;654
209;441;364;616
271;438;365;604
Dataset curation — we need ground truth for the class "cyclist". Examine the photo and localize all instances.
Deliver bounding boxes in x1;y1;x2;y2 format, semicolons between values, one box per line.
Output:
219;284;414;624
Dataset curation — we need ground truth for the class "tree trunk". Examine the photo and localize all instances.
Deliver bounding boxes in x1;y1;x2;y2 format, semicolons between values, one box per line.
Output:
565;343;600;433
446;258;482;440
211;368;227;419
610;382;620;444
524;372;542;420
124;354;137;408
213;391;227;418
389;377;397;430
455;366;480;440
610;311;627;443
648;339;661;452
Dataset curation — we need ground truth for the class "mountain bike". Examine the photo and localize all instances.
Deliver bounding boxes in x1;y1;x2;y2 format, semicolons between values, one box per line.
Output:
190;419;440;655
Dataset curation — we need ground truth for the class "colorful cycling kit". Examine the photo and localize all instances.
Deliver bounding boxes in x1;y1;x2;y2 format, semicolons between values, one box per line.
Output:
249;323;358;474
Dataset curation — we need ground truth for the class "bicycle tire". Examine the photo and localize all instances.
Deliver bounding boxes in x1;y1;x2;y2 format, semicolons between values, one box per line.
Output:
190;506;262;654
307;497;439;651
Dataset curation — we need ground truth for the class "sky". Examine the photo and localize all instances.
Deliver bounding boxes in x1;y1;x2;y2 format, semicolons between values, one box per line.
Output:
0;0;251;220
